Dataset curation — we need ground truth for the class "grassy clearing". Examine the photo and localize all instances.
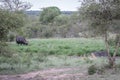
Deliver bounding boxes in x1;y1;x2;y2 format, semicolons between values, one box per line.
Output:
0;55;89;74
1;38;120;75
10;38;105;55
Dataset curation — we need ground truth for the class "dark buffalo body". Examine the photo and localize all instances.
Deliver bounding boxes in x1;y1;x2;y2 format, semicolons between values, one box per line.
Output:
92;51;108;57
16;36;28;45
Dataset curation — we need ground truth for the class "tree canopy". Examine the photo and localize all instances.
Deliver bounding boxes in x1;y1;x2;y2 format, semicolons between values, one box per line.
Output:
0;0;31;11
39;6;61;24
0;9;24;41
79;0;120;67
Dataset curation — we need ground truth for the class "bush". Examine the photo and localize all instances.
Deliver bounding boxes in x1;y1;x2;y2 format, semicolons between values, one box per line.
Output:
88;64;97;75
0;42;13;57
7;32;15;42
96;67;105;74
88;64;106;75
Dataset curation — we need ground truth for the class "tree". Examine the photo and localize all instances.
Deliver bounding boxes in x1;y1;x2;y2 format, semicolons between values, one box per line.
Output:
0;9;24;41
39;6;61;24
0;0;32;41
53;14;69;26
79;0;120;67
0;0;31;55
0;9;24;56
0;0;31;11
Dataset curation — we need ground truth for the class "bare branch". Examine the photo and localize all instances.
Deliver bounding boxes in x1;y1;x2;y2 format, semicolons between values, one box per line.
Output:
0;0;32;11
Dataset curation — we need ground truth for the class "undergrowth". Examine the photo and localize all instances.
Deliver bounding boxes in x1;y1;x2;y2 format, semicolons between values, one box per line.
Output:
0;38;120;74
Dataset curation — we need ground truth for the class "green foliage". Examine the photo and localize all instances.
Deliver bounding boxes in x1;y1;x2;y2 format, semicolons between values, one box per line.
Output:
25;23;54;38
24;10;82;38
88;64;106;75
1;38;120;74
80;0;120;68
11;38;105;56
39;6;61;24
107;35;119;47
88;64;97;75
0;9;25;57
84;57;93;63
7;32;16;42
53;14;70;26
0;10;11;41
0;42;13;57
0;0;31;11
80;0;120;35
0;9;24;41
0;0;31;40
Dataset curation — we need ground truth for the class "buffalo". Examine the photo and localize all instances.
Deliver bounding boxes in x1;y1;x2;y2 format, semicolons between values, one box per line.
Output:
92;51;108;57
16;36;28;45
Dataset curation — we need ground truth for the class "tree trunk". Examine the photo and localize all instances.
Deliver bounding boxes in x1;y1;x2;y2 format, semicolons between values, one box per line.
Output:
104;33;116;68
104;33;111;58
104;33;120;68
108;57;115;68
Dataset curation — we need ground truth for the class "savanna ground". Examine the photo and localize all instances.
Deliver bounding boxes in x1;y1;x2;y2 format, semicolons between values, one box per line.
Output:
1;38;120;80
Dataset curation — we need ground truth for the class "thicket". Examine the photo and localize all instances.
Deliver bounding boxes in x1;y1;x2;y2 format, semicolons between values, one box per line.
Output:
22;12;82;38
0;0;31;56
79;0;120;68
0;38;105;74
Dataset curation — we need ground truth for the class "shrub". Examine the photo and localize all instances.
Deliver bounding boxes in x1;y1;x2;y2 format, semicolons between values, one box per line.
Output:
0;42;13;57
96;67;105;74
7;32;15;42
84;57;93;63
88;64;106;75
88;64;97;75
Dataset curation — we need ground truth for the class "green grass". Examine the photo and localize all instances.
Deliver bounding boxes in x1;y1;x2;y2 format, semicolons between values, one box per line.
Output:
10;38;105;56
0;38;107;74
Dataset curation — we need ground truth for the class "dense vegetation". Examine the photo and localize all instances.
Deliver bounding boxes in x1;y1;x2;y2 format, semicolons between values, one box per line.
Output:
11;38;104;55
0;38;105;74
0;38;120;74
79;0;120;67
21;11;81;38
1;0;120;76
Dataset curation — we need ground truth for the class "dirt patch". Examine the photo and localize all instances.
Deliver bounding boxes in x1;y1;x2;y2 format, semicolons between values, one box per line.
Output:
0;67;87;80
0;67;120;80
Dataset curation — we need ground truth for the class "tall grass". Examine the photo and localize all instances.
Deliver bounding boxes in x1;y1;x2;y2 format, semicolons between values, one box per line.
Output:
0;38;106;74
11;38;105;56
